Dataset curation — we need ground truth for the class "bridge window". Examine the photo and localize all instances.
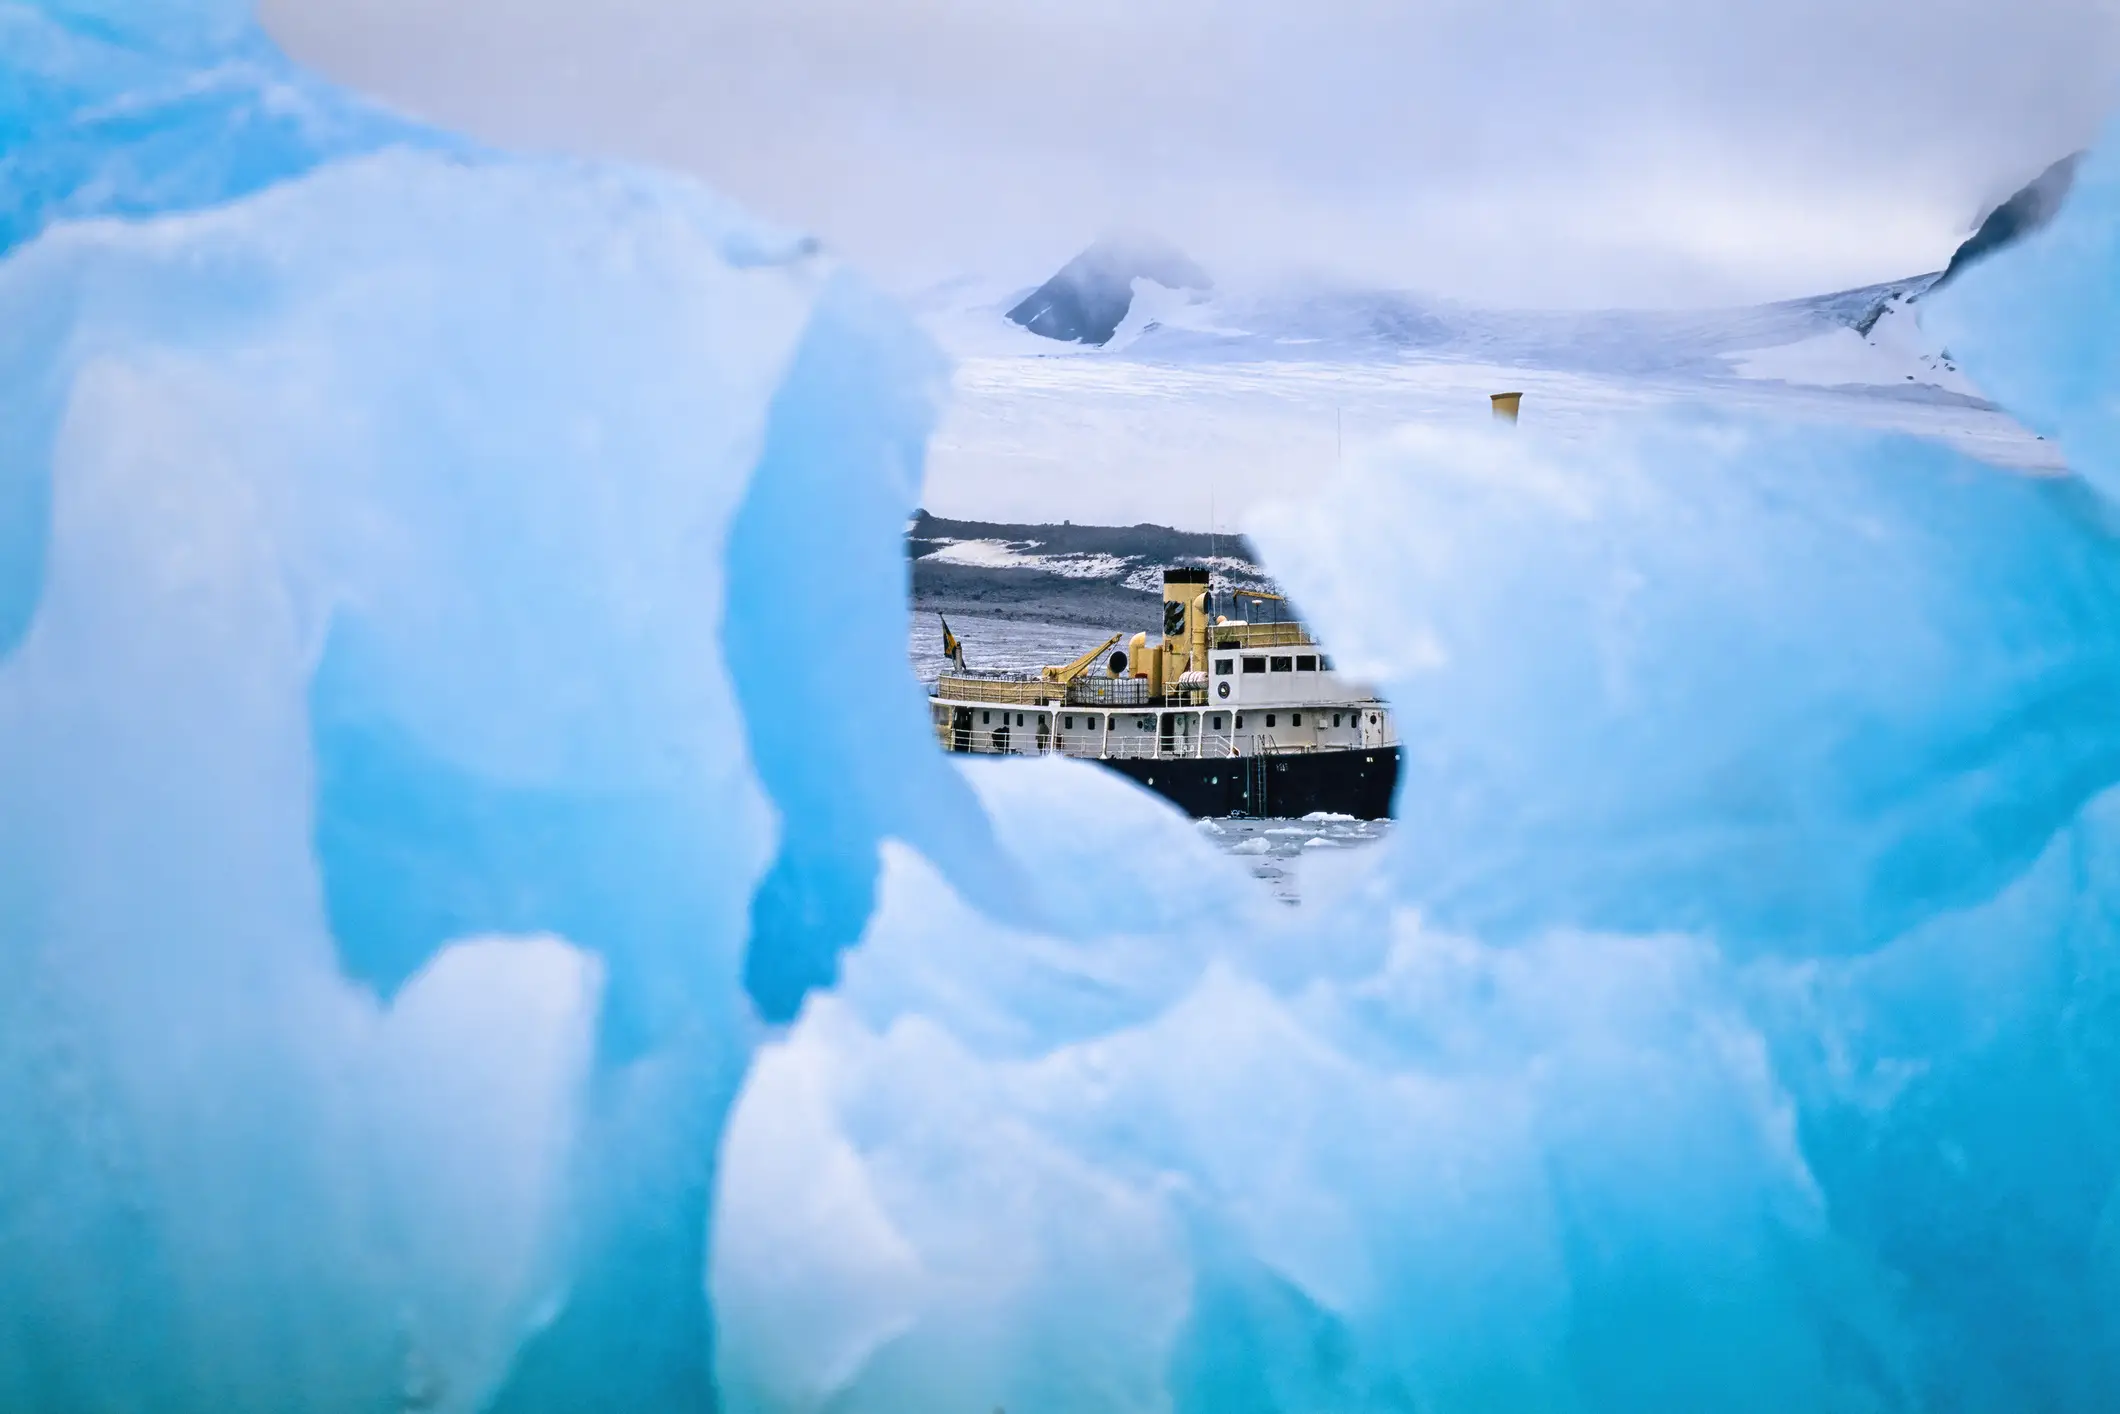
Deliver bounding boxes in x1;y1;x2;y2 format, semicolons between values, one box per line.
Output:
1296;654;1317;671
1270;655;1293;673
1217;638;1240;650
1320;655;1334;671
1242;657;1266;674
1215;658;1233;675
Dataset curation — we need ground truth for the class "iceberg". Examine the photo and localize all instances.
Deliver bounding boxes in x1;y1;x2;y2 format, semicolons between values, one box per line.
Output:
0;4;1023;1410
4;3;2120;1412
715;155;2120;1414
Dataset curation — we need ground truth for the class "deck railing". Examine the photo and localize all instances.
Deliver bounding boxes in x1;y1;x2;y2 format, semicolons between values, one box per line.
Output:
934;673;1065;706
1207;622;1314;650
934;675;1207;709
934;725;1289;762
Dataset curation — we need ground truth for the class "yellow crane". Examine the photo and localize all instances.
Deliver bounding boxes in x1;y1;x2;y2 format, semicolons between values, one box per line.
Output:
1040;632;1123;684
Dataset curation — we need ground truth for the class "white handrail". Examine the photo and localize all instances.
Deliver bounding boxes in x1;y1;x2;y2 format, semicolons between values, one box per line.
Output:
935;726;1260;762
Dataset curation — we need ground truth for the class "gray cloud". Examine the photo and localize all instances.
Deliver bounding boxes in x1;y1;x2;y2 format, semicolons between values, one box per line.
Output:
261;0;2120;307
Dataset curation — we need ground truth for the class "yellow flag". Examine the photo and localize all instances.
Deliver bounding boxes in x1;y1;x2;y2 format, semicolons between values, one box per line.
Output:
939;614;964;670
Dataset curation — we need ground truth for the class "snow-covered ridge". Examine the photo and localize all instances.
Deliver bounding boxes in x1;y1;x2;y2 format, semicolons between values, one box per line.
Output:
908;512;1280;626
1727;289;1981;398
918;538;1133;581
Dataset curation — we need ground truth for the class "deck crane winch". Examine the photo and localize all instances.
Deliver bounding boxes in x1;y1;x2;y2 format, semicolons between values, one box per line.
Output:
1040;632;1123;684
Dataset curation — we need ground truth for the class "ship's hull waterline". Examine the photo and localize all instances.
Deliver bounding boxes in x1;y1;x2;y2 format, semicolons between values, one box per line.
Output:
1096;745;1401;821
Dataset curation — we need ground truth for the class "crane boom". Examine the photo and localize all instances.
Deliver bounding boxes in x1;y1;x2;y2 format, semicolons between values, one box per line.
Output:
1041;632;1123;684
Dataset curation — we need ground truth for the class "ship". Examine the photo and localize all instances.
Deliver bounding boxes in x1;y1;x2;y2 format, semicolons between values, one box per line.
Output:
929;568;1400;819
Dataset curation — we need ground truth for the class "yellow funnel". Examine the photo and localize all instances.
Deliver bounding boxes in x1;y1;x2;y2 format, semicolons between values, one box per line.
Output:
1491;391;1523;422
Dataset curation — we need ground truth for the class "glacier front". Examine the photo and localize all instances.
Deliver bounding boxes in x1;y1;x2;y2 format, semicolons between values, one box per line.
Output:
3;2;2119;1412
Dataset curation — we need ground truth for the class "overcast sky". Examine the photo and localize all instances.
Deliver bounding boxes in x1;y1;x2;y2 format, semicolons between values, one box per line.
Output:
261;0;2120;309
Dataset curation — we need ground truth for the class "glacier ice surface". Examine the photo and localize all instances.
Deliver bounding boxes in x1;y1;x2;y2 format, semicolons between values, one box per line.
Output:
4;4;2120;1412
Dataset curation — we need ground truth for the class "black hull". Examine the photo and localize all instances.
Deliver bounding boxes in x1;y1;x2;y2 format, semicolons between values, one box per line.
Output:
1096;746;1400;820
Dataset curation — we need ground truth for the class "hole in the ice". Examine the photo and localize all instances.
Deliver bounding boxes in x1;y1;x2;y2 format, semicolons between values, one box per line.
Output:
905;507;1396;897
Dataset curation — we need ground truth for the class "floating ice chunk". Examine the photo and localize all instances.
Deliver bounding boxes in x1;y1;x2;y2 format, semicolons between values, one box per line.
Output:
1230;836;1273;855
720;843;1882;1411
1257;416;2120;956
0;14;967;1401
1302;810;1358;822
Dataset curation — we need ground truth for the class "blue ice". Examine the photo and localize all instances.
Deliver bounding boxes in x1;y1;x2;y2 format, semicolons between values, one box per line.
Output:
4;3;2119;1412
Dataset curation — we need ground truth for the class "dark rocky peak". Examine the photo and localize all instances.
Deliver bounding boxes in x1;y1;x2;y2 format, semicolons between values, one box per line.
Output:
1006;233;1212;346
1930;153;2083;292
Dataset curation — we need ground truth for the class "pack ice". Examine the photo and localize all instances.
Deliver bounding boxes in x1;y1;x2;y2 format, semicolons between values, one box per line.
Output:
3;3;2118;1412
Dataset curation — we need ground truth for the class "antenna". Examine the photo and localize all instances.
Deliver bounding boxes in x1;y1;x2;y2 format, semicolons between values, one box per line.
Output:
1209;483;1218;618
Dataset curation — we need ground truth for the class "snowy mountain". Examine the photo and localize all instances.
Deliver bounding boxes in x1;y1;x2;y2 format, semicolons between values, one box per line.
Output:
981;249;1963;388
915;212;2067;529
1004;233;1213;345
